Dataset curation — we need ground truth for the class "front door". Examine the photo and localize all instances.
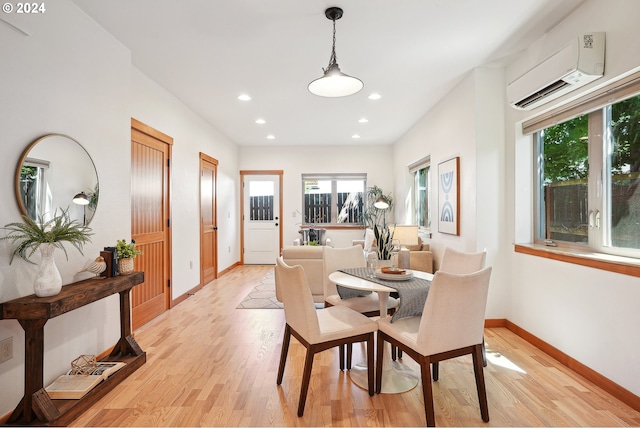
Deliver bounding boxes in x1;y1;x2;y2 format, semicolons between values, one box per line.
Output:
241;171;282;264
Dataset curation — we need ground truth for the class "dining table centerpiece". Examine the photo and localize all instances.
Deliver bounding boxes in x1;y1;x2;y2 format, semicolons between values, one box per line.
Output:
1;209;93;297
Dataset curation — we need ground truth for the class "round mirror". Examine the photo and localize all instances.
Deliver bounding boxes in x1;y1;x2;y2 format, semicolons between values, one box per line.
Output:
15;134;99;226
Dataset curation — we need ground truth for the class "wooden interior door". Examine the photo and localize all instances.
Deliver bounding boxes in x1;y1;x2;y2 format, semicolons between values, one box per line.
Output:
130;118;172;330
200;153;218;285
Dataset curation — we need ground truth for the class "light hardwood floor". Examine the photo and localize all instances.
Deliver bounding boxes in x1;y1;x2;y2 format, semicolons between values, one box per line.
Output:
71;265;640;427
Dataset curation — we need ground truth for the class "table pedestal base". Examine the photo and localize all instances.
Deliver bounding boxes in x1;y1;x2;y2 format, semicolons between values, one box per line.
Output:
349;354;419;394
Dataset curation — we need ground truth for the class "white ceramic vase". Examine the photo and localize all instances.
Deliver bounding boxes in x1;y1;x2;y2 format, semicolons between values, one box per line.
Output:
34;243;63;297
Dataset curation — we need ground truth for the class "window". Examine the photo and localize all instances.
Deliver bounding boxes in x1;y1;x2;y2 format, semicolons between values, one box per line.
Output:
248;180;274;221
19;158;51;221
409;157;431;230
302;174;365;226
534;91;640;256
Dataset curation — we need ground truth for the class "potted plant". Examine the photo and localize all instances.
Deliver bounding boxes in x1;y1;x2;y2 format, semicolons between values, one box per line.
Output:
362;185;395;261
115;239;142;275
1;209;93;297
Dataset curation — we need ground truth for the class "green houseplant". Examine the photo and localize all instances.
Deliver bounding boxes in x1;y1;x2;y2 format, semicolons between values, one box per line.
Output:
1;209;93;296
115;239;142;275
362;185;395;260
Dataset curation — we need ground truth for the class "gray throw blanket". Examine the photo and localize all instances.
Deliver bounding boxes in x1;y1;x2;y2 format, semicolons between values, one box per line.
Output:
337;267;431;322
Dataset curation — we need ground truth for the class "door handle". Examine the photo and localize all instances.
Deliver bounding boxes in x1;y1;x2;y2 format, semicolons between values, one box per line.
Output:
275;223;279;227
213;226;218;231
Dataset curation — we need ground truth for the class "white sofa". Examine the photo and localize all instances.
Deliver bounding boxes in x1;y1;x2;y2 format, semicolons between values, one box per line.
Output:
280;246;325;303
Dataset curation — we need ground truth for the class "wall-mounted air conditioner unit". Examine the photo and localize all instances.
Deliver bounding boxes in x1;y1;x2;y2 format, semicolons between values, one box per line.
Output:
507;32;605;110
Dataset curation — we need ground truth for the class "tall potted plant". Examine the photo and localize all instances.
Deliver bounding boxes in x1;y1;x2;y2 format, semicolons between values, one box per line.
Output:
362;185;394;261
1;209;93;297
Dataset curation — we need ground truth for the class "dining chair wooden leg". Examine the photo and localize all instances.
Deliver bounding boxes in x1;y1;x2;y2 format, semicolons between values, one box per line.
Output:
366;333;375;396
277;324;291;385
432;347;481;381
375;331;385;394
347;343;353;370
482;338;487;367
472;344;490;422
432;361;439;381
420;357;436;427
298;346;316;417
339;344;345;370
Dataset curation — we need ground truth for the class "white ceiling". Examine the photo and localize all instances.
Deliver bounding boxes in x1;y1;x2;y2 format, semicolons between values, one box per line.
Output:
71;0;584;146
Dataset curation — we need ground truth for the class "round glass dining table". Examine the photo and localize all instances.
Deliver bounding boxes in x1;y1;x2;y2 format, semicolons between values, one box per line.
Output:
328;269;434;394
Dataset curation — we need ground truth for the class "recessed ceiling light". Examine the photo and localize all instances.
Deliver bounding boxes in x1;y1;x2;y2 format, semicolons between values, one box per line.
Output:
368;93;381;100
267;134;275;140
352;134;361;139
255;118;266;124
238;94;251;101
358;118;369;123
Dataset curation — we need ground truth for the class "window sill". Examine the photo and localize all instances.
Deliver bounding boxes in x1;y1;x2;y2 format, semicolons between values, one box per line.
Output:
514;244;640;278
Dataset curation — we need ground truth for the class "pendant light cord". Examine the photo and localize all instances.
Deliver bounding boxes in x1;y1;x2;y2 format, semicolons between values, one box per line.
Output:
323;18;338;73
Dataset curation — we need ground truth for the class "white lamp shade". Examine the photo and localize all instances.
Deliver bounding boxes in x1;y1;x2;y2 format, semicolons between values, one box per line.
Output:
389;225;419;246
73;192;90;205
308;64;363;97
373;197;389;210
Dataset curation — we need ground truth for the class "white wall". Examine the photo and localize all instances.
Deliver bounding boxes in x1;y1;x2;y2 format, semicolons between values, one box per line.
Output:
0;0;132;415
130;68;240;296
391;67;509;319
239;144;394;248
506;0;640;396
0;0;242;416
392;0;640;399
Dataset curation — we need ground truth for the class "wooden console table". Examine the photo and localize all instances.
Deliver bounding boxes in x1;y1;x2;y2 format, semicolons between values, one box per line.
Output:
0;272;145;426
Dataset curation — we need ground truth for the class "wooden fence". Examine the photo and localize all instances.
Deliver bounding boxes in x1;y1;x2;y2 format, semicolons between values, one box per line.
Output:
546;179;640;248
304;192;362;224
249;195;274;221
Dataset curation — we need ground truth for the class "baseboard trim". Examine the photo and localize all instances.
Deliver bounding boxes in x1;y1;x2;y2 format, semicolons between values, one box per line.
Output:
169;263;241;308
486;318;640;412
219;262;241;277
171;283;202;308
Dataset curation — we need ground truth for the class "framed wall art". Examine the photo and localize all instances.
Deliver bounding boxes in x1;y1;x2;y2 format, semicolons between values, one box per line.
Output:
438;156;460;235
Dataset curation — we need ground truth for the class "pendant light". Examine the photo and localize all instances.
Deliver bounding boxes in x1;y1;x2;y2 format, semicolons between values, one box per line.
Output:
308;7;363;97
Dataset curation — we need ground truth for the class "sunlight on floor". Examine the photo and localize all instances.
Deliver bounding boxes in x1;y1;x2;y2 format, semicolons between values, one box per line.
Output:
486;350;527;374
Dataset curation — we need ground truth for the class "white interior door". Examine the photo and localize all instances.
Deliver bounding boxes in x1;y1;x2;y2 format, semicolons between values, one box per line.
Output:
243;174;281;264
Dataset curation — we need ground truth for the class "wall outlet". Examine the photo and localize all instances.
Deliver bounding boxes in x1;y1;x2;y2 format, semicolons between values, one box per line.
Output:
0;337;13;363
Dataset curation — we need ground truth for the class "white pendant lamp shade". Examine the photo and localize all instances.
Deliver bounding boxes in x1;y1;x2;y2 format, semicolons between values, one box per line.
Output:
308;63;363;97
308;7;363;98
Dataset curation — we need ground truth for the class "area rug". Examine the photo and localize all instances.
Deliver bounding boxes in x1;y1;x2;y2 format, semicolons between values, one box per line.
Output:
237;270;283;309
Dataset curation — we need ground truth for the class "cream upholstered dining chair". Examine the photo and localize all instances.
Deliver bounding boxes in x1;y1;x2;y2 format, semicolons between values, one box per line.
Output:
375;267;492;427
275;257;377;417
439;247;486;273
323;245;400;367
436;247;488;379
